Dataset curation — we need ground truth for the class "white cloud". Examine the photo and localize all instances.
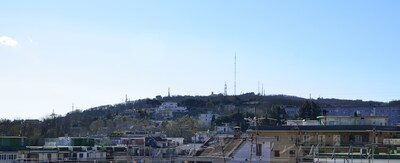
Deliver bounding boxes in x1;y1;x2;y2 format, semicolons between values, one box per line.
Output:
0;36;19;47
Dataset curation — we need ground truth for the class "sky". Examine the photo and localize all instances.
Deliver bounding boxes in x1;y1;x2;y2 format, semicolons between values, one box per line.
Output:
1;0;400;119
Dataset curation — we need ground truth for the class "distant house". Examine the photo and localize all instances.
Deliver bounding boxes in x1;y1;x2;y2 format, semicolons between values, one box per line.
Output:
107;133;185;162
198;113;219;127
167;137;184;147
223;104;236;112
215;125;234;134
158;102;188;112
155;102;188;119
44;137;71;146
319;116;388;126
284;106;299;119
192;131;212;143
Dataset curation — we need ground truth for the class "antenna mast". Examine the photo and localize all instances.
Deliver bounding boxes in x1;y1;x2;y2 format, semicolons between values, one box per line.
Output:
234;53;236;96
262;83;264;96
224;81;227;96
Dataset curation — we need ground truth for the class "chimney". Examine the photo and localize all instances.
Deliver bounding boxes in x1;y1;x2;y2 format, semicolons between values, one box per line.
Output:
234;126;241;139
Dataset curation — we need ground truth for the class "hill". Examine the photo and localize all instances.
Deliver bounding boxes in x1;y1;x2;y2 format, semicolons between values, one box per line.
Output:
0;92;392;145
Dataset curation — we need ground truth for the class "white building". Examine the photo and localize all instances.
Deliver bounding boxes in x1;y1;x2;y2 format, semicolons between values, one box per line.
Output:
155;102;188;119
167;137;184;146
0;152;18;163
44;137;71;146
158;102;187;112
198;113;219;127
319;116;388;126
286;119;320;126
229;137;273;163
216;124;234;134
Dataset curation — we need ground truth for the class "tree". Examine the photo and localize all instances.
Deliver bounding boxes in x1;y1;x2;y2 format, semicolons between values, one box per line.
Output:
263;105;288;126
137;110;149;119
214;112;253;131
164;116;199;143
296;101;321;120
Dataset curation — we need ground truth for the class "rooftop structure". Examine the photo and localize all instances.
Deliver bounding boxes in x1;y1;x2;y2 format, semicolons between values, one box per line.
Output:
0;136;26;151
248;125;400;162
158;102;187;112
198;113;219;127
318;116;388;126
285;106;400;126
181;135;274;163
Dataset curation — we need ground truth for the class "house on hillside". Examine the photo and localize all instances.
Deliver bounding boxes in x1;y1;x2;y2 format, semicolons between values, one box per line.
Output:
198;113;219;127
154;102;188;119
215;124;234;134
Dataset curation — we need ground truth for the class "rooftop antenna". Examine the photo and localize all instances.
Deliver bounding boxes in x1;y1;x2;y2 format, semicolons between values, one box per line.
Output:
258;81;260;95
50;109;56;119
224;81;227;96
168;87;171;97
261;83;264;96
234;53;237;96
264;87;266;96
125;94;128;103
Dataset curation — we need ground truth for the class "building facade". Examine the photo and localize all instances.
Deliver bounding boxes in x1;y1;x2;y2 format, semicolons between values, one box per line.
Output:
285;106;400;125
248;125;400;162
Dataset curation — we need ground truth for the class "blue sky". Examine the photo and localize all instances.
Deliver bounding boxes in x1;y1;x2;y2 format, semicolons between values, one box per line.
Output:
1;1;400;119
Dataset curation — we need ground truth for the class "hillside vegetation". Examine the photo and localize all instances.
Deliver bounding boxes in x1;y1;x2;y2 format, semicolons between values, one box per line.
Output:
0;92;390;145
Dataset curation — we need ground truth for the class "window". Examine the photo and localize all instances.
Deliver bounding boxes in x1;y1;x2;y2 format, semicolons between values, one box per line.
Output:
355;135;362;144
274;150;280;157
289;150;296;157
303;135;310;144
289;135;295;142
256;144;262;156
361;148;368;154
274;136;280;141
318;135;326;145
333;135;341;146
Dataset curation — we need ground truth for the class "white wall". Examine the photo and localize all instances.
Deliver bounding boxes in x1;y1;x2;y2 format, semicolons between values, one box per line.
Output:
230;138;271;162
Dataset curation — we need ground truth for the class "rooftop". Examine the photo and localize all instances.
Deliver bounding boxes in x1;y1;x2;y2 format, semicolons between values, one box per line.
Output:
248;125;400;132
194;137;244;157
